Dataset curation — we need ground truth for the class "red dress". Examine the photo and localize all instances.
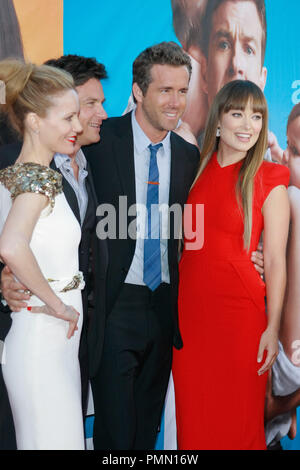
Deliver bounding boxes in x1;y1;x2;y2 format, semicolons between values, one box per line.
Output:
172;153;290;450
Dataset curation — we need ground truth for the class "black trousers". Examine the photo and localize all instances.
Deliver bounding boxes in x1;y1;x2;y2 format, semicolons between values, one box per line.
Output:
0;368;16;450
91;283;174;450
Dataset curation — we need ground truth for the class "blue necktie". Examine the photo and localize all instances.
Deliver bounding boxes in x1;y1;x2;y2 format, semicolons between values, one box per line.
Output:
143;143;162;291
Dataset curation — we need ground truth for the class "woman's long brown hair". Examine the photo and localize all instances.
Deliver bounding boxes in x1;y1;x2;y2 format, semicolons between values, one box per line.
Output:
192;80;268;251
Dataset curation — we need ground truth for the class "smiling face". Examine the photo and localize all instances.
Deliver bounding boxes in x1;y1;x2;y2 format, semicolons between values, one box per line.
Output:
218;100;263;156
202;0;267;106
37;88;82;155
75;77;107;148
285;116;300;188
133;64;190;142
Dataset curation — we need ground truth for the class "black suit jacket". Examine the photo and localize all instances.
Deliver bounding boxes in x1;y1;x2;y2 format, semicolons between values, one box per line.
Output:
85;112;200;377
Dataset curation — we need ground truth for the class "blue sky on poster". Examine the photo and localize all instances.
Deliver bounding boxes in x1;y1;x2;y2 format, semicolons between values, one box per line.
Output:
64;0;300;157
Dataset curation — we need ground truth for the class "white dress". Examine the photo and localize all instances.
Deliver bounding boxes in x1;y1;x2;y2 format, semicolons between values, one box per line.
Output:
0;163;85;450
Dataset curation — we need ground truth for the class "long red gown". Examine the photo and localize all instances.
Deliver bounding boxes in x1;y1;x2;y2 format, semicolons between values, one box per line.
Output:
172;153;290;450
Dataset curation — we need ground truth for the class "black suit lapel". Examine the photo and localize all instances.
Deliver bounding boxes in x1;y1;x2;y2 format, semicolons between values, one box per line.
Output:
85;161;98;206
50;159;81;224
112;113;136;210
167;133;188;266
169;132;184;207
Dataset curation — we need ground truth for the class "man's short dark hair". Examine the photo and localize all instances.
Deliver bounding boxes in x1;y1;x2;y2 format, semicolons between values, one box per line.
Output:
132;41;192;100
44;54;107;87
198;0;267;64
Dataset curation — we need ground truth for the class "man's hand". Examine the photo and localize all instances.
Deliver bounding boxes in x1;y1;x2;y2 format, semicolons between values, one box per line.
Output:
251;243;264;275
1;265;30;312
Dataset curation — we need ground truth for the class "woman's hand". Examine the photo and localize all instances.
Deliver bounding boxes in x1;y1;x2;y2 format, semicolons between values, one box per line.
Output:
257;327;279;375
27;303;80;339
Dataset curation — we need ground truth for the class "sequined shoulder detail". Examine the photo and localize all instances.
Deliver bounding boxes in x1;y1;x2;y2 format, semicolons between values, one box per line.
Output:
0;162;62;210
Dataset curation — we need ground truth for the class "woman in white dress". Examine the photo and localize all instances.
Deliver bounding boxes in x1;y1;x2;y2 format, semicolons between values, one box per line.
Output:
0;59;85;449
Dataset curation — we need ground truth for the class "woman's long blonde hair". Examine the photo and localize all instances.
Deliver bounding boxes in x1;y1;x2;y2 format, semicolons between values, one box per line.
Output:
193;80;268;251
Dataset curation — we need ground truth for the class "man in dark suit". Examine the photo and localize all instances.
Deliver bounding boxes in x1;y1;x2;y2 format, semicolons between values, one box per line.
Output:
0;55;108;449
84;41;200;450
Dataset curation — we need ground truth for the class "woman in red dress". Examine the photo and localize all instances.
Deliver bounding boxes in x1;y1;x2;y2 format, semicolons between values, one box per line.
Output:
172;80;290;450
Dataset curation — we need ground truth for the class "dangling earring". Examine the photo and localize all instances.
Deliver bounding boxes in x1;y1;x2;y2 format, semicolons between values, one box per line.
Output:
216;127;220;137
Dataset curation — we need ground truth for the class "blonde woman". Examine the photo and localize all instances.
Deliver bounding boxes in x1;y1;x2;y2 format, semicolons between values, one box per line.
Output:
172;80;290;449
0;59;84;449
